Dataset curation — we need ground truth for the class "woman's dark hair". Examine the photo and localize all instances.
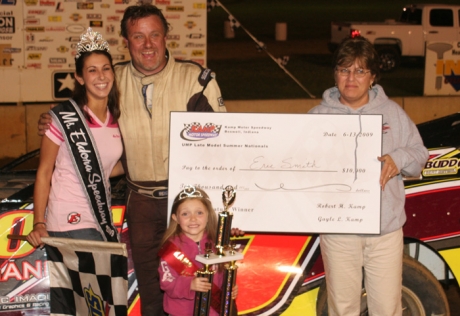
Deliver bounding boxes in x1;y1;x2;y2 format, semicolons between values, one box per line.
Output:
333;36;381;83
72;50;120;123
120;4;169;38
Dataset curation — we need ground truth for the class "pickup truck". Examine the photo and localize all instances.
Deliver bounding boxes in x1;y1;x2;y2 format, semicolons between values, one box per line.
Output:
1;113;460;315
329;4;460;71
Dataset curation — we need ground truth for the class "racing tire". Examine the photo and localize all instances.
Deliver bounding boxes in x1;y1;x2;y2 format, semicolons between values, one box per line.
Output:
316;254;450;316
376;45;401;72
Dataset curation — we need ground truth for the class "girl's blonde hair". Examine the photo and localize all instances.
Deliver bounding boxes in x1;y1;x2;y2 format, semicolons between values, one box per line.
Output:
161;187;218;246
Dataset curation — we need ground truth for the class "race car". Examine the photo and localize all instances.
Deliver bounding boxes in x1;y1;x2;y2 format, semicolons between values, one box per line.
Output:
1;113;459;315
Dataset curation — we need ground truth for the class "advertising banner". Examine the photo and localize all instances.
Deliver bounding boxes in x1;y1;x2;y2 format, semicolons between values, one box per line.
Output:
424;41;460;95
0;0;207;103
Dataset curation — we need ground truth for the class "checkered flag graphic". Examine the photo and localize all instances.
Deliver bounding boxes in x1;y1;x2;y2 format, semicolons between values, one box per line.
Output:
183;122;201;133
43;237;128;316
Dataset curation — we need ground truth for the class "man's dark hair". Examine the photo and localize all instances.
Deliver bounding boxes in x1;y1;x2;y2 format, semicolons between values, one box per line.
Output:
120;4;169;38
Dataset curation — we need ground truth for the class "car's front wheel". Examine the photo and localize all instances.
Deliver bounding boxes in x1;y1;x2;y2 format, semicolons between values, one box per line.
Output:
316;254;450;316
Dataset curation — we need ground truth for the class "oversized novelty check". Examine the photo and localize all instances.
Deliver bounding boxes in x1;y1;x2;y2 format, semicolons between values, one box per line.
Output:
168;112;383;234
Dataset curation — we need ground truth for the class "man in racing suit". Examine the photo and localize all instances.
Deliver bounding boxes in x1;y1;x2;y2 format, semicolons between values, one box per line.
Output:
116;5;226;315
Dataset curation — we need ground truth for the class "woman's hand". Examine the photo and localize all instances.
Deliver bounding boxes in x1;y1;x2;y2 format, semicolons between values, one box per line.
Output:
191;276;212;293
378;154;399;191
26;223;49;248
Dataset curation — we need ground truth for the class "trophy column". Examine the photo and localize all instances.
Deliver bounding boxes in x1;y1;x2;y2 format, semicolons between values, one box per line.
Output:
194;186;244;316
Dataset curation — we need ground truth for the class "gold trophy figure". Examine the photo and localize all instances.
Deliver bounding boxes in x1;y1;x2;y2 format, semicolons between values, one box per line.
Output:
194;185;243;316
216;186;236;256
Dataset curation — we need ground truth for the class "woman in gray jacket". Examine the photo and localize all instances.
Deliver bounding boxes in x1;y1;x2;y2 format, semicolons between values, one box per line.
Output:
309;36;428;315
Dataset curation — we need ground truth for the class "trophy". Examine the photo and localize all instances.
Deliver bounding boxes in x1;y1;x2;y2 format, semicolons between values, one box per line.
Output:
193;243;215;316
216;185;236;256
194;185;244;316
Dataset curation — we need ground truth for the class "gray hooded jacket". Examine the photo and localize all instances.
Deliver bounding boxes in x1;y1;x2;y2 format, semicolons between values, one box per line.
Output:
309;84;429;235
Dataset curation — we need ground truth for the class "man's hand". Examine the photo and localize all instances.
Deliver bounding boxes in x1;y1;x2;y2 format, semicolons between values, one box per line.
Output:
38;113;52;136
231;228;244;237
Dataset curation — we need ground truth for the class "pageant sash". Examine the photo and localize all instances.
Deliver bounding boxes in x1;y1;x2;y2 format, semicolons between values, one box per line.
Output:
159;240;222;312
50;99;118;242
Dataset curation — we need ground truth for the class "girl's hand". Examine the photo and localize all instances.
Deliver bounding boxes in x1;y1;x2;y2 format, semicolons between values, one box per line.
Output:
232;284;238;300
26;223;49;248
191;277;212;293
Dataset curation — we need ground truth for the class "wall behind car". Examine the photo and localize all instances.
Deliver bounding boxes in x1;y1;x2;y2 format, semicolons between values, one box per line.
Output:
1;95;460;160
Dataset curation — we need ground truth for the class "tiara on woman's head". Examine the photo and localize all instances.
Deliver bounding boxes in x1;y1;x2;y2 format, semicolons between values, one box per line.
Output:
177;185;207;201
75;27;109;59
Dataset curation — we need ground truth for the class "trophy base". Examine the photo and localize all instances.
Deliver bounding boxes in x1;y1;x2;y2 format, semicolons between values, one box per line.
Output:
195;251;244;265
